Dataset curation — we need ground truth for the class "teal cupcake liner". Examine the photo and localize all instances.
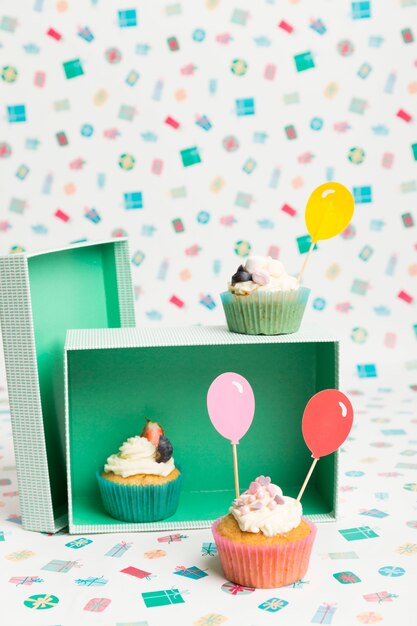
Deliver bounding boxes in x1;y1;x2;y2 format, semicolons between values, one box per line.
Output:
221;287;310;335
96;468;182;523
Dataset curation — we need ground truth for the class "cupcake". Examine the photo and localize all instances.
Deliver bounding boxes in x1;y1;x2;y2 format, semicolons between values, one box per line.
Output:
97;419;182;523
220;255;310;335
212;475;316;588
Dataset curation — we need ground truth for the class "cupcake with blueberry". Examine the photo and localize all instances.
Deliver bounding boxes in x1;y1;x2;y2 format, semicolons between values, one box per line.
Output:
97;419;182;523
212;475;316;588
220;255;310;335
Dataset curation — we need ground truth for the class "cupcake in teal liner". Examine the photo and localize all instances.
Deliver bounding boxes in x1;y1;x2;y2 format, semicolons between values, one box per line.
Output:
97;419;182;523
221;255;310;335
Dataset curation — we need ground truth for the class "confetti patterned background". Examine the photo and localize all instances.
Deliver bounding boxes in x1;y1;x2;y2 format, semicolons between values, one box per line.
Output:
0;0;416;381
1;0;417;624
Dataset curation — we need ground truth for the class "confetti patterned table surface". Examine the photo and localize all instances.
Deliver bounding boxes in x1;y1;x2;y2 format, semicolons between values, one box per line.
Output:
1;379;416;626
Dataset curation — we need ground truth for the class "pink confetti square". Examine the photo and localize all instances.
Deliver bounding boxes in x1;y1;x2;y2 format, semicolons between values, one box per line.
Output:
84;597;111;612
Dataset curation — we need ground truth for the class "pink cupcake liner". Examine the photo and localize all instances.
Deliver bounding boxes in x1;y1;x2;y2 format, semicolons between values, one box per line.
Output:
212;517;317;589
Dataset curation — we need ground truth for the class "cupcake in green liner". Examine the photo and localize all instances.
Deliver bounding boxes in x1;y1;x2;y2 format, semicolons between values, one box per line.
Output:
221;255;310;335
97;419;182;523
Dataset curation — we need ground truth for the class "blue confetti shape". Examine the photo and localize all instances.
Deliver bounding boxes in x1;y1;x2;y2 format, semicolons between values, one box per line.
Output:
357;364;377;378
118;9;137;28
124;192;143;210
235;98;255;116
352;1;371;19
352;186;372;203
7;105;26;123
378;566;405;577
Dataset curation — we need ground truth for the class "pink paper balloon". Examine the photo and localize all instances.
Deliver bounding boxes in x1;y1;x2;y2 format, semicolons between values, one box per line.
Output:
207;372;255;445
302;389;353;459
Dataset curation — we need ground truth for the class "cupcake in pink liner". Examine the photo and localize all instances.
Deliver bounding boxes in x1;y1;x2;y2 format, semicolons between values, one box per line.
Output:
220;256;310;335
212;475;316;588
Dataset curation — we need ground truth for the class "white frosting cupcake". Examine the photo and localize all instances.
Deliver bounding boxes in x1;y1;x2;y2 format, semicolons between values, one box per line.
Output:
229;256;299;295
104;435;175;478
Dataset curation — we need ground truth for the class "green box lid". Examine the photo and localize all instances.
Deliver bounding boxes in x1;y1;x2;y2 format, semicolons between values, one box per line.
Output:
0;239;135;532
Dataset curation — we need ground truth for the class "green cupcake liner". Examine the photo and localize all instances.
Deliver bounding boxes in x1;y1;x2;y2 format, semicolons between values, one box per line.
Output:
221;286;310;335
96;469;182;523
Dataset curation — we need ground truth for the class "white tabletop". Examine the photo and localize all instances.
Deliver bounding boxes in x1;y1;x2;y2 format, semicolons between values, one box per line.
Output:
1;373;416;626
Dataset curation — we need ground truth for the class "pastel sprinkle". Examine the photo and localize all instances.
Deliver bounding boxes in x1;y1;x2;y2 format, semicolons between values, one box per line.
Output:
256;476;271;486
251;269;270;285
267;484;277;497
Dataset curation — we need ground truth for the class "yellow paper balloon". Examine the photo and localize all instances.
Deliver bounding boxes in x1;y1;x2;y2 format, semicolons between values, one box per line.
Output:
305;182;354;243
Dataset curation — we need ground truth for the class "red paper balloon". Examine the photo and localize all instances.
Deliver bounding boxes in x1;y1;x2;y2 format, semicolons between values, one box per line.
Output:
302;389;353;459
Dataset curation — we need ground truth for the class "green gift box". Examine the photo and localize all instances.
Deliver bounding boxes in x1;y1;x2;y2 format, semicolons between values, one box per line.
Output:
0;239;135;532
63;58;84;79
333;571;361;584
180;146;201;167
294;51;315;72
339;526;379;541
142;588;185;608
65;326;339;534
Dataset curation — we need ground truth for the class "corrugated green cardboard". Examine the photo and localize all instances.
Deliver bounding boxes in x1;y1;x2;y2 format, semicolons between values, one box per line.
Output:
65;326;339;534
0;240;135;532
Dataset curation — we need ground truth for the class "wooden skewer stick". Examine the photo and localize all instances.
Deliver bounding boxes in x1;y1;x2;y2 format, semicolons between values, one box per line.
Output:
296;458;318;503
232;443;240;499
297;241;315;285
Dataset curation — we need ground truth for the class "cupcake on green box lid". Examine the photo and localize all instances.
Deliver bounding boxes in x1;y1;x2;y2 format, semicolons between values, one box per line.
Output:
97;418;182;523
220;255;310;335
212;475;317;589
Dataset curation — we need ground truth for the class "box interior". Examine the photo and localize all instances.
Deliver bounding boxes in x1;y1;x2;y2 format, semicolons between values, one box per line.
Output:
28;244;123;520
67;341;337;529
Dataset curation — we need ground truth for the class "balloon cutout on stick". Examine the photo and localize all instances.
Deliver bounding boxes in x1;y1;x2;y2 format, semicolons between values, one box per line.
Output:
297;182;355;284
207;372;255;498
296;389;353;503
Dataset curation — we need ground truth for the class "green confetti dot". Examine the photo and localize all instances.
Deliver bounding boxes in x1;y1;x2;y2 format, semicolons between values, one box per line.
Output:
234;240;252;257
1;65;18;82
348;146;366;164
24;594;59;610
351;327;368;343
231;58;248;76
119;153;136;170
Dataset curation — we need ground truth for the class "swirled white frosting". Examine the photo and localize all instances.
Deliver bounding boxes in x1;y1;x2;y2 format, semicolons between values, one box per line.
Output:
104;435;175;478
229;256;299;295
230;476;302;537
